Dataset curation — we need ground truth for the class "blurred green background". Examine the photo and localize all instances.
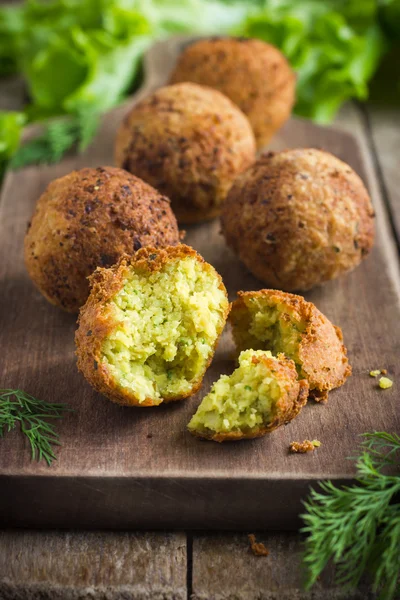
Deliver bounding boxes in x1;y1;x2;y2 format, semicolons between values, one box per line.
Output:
1;0;399;177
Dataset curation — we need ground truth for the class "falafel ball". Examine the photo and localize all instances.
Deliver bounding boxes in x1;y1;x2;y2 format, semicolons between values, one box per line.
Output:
188;349;308;441
75;245;230;407
221;149;375;291
230;289;351;401
24;167;180;313
115;82;256;223
169;37;296;149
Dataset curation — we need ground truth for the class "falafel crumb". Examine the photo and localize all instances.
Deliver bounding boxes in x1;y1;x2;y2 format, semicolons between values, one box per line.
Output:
379;376;393;389
289;439;320;453
381;368;387;375
369;370;381;377
248;534;269;557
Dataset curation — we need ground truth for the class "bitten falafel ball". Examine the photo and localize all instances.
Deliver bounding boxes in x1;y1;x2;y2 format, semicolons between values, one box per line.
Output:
188;349;308;441
221;149;375;291
24;167;180;312
75;245;230;407
115;82;256;223
230;289;351;402
169;37;296;148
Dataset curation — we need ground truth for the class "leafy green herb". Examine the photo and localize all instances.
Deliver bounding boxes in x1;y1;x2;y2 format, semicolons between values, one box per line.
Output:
244;385;252;391
0;389;73;465
302;432;400;600
11;111;100;169
240;1;387;122
1;0;400;174
0;4;24;76
0;111;25;177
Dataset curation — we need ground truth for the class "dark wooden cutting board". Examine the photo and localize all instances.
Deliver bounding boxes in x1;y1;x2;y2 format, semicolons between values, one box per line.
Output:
0;36;399;531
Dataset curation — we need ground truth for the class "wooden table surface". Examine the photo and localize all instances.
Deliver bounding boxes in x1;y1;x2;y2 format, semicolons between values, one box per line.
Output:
0;74;399;599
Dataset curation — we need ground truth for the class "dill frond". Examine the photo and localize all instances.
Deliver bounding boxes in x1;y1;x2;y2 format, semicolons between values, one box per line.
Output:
10;110;100;170
0;389;73;465
301;432;400;600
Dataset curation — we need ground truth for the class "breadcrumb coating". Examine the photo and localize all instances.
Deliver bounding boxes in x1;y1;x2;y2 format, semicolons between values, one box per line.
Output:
170;37;295;148
115;83;256;223
221;148;375;291
76;245;229;406
24;167;180;312
188;349;308;441
230;289;351;401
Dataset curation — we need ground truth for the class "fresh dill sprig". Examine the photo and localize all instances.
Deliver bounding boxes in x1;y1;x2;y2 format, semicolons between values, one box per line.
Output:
77;109;101;152
0;389;73;465
10;110;100;170
301;432;400;600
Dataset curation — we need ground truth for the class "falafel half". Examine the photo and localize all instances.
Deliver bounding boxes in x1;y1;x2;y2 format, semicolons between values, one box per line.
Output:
24;167;180;313
230;289;351;402
169;37;296;148
221;148;375;291
188;349;308;441
115;82;256;224
75;245;230;407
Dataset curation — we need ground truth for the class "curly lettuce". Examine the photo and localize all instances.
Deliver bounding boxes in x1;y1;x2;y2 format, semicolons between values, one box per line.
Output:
0;111;25;177
0;0;398;175
239;1;387;122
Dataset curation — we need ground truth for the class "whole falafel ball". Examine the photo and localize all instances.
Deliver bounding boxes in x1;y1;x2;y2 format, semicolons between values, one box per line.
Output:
115;82;256;223
221;149;375;291
24;166;180;313
169;37;296;149
75;245;230;407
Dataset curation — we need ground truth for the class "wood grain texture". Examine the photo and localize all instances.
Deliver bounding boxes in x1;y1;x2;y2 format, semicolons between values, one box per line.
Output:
0;36;399;530
365;105;400;246
191;533;377;600
0;530;187;599
190;103;395;596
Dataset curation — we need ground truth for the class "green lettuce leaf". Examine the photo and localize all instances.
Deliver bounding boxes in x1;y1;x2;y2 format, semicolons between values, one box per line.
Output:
136;0;250;34
0;111;26;177
0;0;398;180
18;3;152;117
0;5;24;76
379;0;400;39
240;1;387;122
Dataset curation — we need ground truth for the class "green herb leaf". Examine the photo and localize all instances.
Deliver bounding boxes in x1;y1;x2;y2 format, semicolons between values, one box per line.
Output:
0;389;73;465
0;0;399;177
0;111;25;177
301;432;400;600
10;111;101;169
240;2;387;123
0;4;24;76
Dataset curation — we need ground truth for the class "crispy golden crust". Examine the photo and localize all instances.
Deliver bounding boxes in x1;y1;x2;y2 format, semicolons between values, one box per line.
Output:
24;166;180;313
115;83;256;224
230;289;351;401
190;352;309;442
169;37;296;148
75;244;230;407
221;148;375;291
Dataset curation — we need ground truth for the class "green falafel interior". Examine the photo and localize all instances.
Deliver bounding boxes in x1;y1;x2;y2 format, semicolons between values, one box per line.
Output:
101;252;228;404
231;295;305;374
188;349;292;439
